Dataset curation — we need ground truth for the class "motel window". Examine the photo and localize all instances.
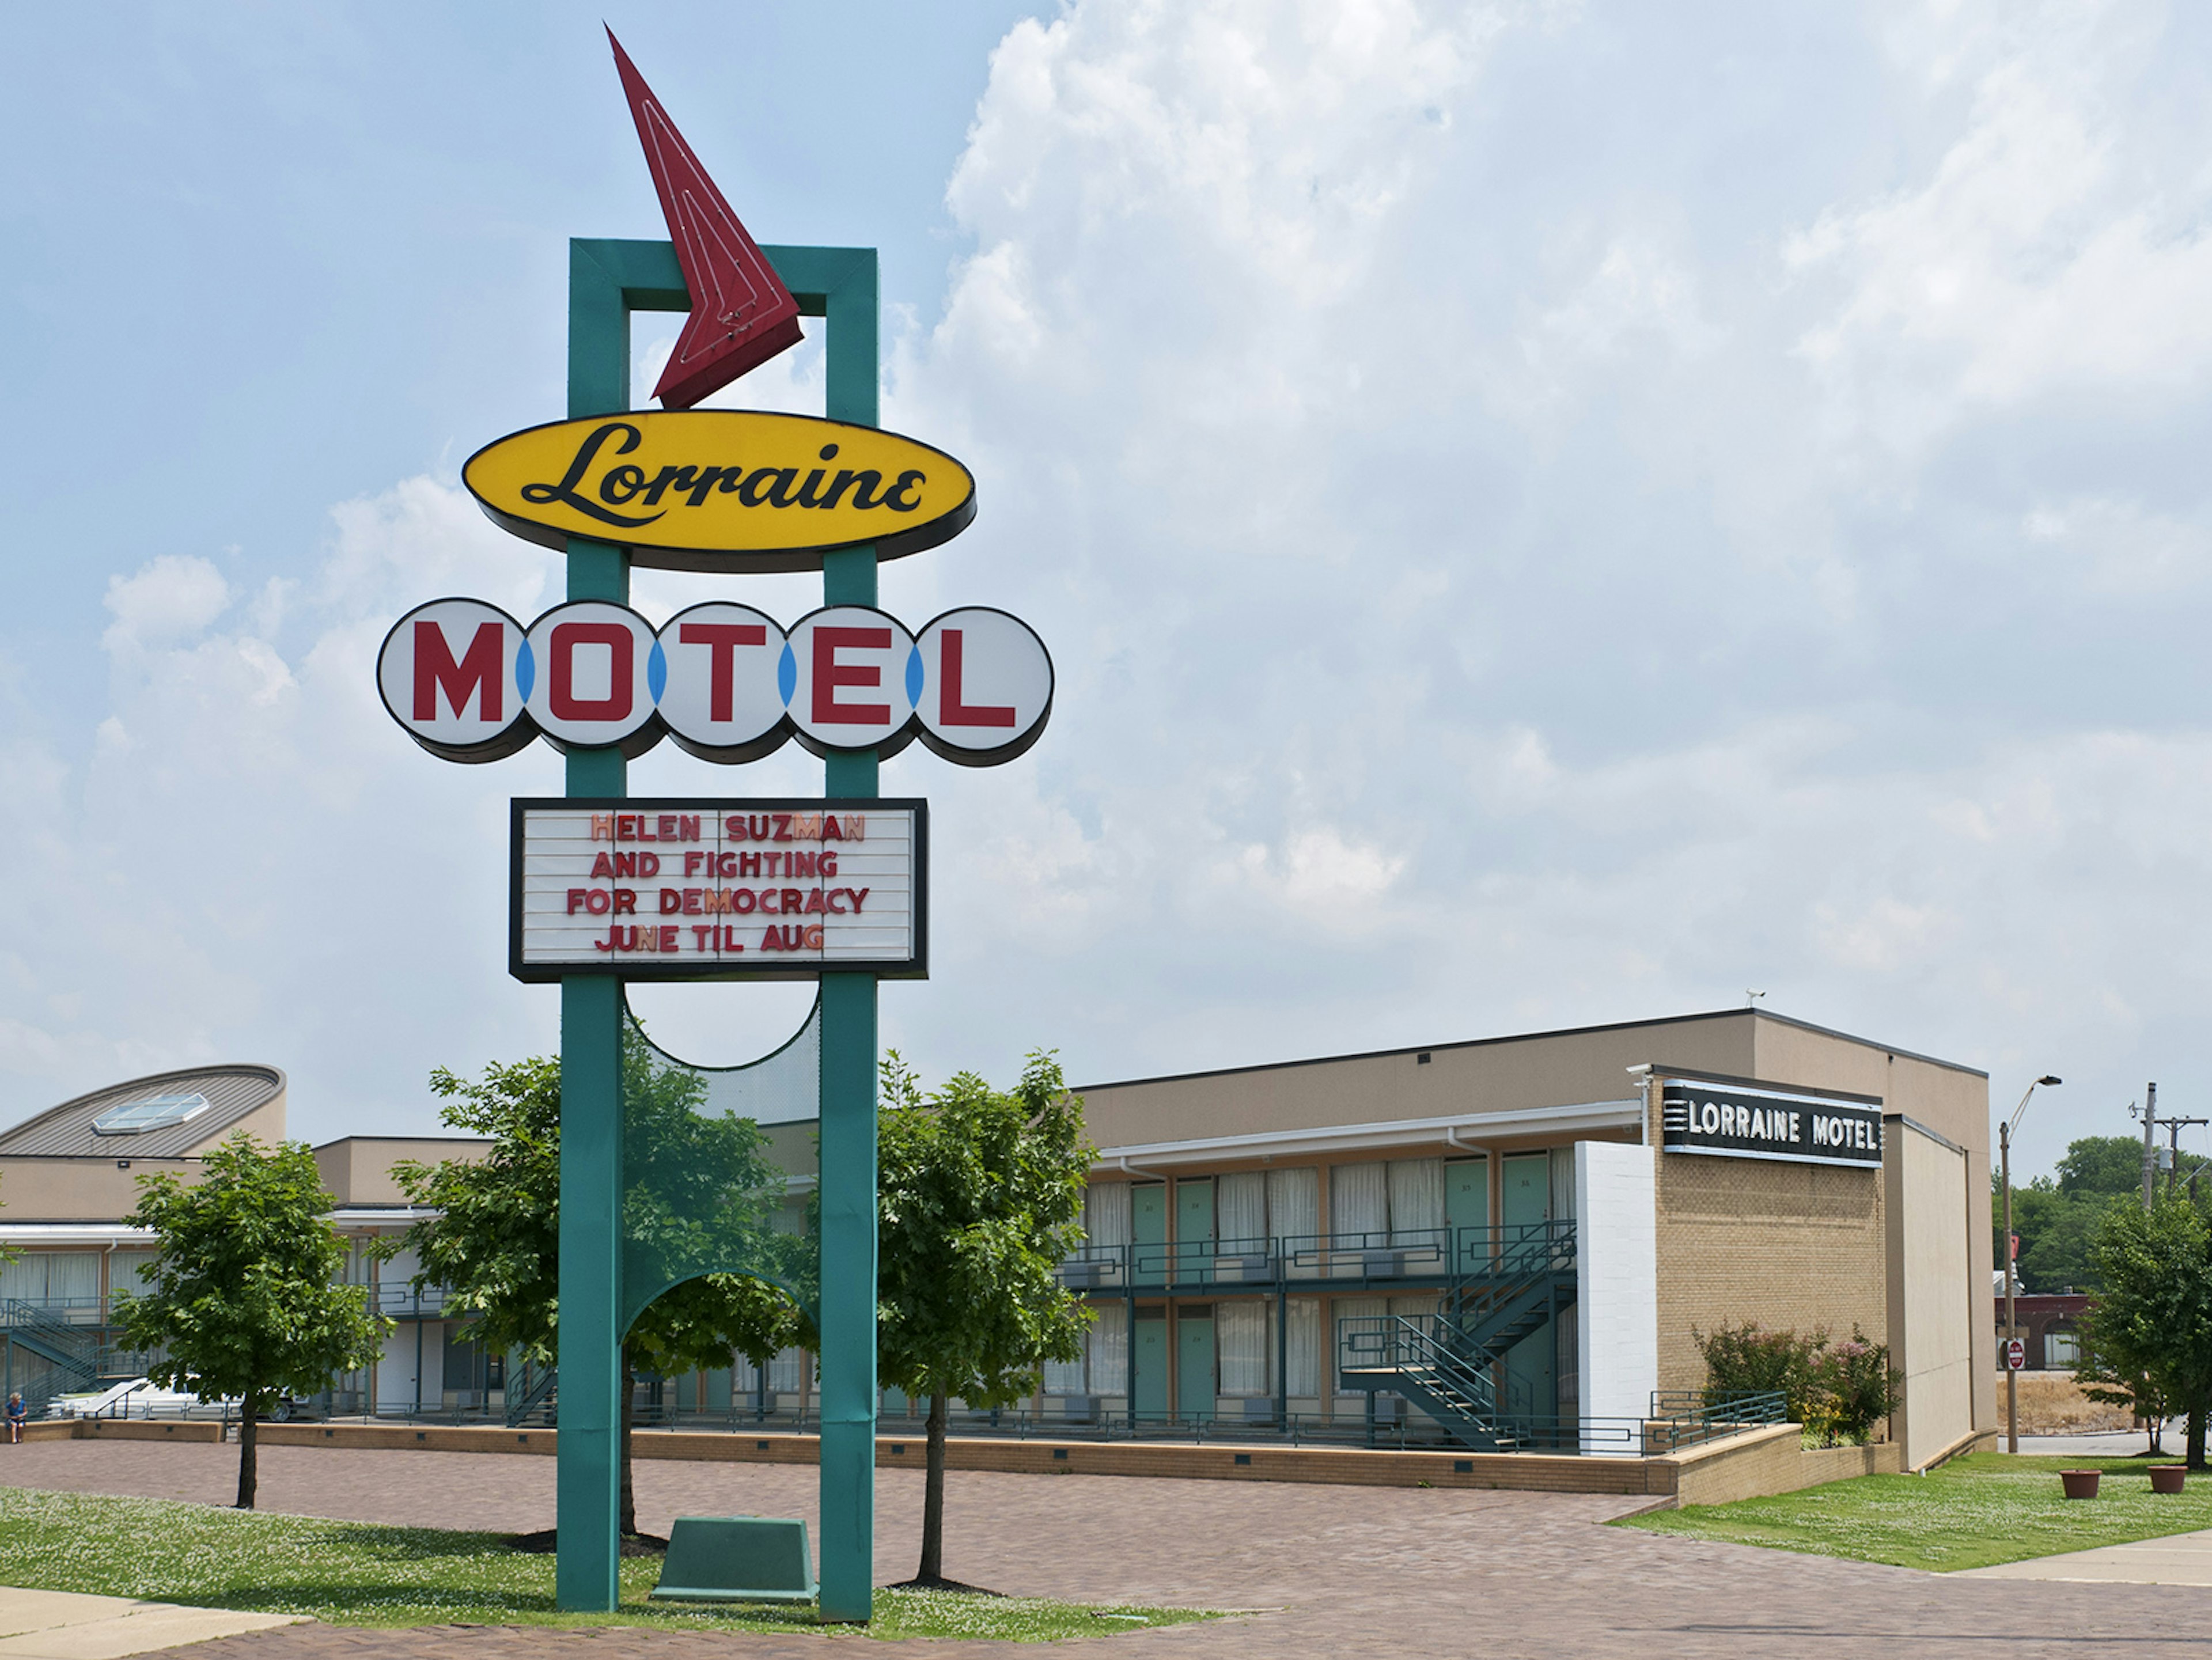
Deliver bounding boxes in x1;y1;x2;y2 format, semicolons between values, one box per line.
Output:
1387;1159;1446;1246
767;1346;808;1395
1332;1295;1386;1389
1088;1302;1128;1394
1217;1173;1267;1248
1268;1168;1319;1242
0;1252;100;1312
1042;1336;1087;1395
1331;1163;1389;1240
1083;1182;1132;1252
108;1249;158;1300
1218;1301;1268;1396
1283;1297;1321;1397
1330;1159;1446;1244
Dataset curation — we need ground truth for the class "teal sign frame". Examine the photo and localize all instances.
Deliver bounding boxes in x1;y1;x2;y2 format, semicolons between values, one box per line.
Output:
554;236;883;1622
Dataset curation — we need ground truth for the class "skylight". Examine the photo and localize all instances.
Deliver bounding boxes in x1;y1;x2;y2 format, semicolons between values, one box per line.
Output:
92;1093;211;1136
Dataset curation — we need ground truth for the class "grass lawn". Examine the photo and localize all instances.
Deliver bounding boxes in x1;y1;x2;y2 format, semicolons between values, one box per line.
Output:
1619;1452;2212;1573
0;1487;1220;1640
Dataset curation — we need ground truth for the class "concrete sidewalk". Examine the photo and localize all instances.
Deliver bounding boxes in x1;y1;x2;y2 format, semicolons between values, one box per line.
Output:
1962;1526;2212;1587
0;1587;304;1658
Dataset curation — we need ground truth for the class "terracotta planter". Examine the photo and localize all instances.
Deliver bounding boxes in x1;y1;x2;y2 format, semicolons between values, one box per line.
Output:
2151;1465;2186;1495
2060;1469;2101;1499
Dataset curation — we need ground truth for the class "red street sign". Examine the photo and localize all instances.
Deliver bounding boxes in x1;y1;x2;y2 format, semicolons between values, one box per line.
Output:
2005;1338;2027;1370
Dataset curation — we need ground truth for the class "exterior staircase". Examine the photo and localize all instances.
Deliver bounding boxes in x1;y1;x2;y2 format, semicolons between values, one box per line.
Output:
1;1301;99;1418
505;1360;557;1427
1337;1219;1576;1450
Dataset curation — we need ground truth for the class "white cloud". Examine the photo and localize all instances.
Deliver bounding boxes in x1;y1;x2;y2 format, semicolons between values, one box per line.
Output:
14;1;2212;1184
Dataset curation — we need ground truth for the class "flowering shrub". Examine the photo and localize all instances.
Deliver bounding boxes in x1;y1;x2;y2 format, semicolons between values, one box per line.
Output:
1694;1320;1901;1445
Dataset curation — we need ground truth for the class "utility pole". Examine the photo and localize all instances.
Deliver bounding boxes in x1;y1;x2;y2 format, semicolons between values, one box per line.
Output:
2142;1083;2159;1212
2162;1117;2210;1199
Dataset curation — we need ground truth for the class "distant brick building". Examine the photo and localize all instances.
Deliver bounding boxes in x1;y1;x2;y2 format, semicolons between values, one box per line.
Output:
1995;1292;2089;1371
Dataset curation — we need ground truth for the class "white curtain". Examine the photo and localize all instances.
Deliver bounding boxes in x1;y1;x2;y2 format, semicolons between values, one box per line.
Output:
1388;1158;1446;1245
1085;1181;1132;1249
1284;1298;1321;1397
1217;1172;1267;1248
1043;1348;1088;1396
108;1249;158;1298
1331;1162;1388;1239
768;1346;806;1393
1088;1302;1128;1395
1388;1293;1440;1321
732;1354;760;1394
1218;1301;1268;1395
0;1253;100;1307
1268;1168;1319;1241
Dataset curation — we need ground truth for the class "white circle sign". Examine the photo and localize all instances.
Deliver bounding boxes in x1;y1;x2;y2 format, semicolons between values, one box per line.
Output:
655;602;790;763
783;605;918;757
912;607;1054;765
376;598;532;763
522;601;662;755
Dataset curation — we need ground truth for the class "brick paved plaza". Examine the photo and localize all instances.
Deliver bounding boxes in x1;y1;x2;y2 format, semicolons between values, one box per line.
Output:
0;1441;2202;1657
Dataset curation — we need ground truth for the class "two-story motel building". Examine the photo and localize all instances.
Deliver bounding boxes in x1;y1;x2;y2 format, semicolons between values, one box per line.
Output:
0;1005;1991;1465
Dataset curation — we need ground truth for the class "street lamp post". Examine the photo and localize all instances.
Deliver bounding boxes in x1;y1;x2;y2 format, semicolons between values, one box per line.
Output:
2002;1075;2062;1455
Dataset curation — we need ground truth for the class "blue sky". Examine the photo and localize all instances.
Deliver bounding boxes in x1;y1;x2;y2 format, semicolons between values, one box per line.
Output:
6;2;2212;1175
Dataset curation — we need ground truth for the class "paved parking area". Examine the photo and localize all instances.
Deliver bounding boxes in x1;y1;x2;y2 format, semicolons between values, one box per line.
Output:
0;1440;2207;1657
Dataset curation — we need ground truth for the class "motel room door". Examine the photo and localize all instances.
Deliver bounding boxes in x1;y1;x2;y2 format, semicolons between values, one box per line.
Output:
1499;1152;1556;1423
1132;1312;1169;1422
1132;1183;1168;1286
1448;1156;1489;1272
1176;1306;1215;1422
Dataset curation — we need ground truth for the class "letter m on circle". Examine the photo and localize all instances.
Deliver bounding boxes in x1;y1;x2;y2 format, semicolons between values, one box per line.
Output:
414;621;503;722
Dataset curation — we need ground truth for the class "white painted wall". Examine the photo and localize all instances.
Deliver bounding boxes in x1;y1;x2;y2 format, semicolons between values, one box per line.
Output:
372;1246;441;1415
1575;1139;1657;1454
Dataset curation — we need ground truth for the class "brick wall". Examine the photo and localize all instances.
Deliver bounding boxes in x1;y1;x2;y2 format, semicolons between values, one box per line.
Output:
1651;1112;1888;1396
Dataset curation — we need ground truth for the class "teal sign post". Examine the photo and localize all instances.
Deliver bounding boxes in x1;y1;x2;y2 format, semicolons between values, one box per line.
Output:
374;41;1052;1625
555;237;883;1620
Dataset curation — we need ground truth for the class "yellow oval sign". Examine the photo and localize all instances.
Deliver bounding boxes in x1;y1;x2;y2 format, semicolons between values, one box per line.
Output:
462;411;976;571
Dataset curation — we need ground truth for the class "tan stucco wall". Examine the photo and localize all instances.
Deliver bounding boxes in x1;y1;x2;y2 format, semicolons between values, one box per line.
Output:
0;1157;203;1221
181;1087;287;1153
313;1138;492;1206
1080;1011;1764;1147
1887;1121;1978;1465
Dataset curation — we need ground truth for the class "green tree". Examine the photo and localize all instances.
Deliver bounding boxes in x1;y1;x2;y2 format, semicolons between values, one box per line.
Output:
2081;1198;2212;1467
391;1036;801;1538
2057;1135;2150;1198
111;1136;389;1510
874;1049;1092;1587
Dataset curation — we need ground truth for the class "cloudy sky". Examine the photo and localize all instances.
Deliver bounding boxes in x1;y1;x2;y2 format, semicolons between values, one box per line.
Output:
5;1;2211;1173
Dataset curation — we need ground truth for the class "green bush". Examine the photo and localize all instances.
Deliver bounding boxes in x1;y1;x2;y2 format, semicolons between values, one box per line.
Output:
1814;1328;1901;1443
1694;1320;1901;1446
1695;1321;1824;1419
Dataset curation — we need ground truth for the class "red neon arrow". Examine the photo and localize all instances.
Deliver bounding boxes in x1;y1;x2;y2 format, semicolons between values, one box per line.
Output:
608;30;805;408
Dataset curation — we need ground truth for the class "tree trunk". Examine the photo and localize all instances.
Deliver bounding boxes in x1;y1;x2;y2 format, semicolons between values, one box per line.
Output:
619;1356;638;1537
919;1390;949;1583
2190;1407;2206;1472
235;1396;259;1510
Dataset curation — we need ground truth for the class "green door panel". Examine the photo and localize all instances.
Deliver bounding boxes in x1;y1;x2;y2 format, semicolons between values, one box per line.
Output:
1132;1184;1168;1286
1447;1157;1489;1271
1133;1314;1168;1420
1176;1178;1215;1283
1176;1307;1215;1421
1502;1153;1550;1230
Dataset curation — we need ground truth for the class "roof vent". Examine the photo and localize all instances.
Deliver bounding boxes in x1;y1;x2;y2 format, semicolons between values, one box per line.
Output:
92;1093;211;1136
